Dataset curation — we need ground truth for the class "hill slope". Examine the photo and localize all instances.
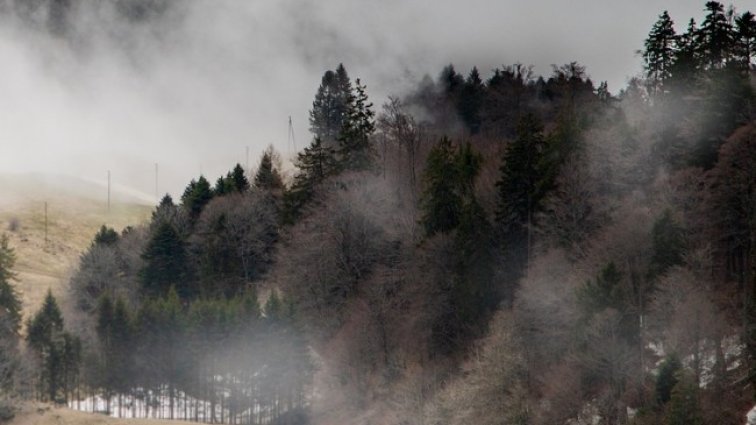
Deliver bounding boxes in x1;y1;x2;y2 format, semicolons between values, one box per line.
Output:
0;173;153;320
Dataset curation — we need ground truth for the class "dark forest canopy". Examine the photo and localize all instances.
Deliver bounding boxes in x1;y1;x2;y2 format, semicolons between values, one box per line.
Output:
0;2;755;425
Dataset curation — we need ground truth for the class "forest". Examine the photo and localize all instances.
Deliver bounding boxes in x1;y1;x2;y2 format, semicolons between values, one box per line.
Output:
1;1;756;424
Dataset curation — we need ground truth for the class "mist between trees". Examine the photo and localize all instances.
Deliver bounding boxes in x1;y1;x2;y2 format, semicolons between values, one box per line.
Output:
0;1;755;425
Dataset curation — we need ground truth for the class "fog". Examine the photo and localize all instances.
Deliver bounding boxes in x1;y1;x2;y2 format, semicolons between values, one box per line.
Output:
0;0;747;201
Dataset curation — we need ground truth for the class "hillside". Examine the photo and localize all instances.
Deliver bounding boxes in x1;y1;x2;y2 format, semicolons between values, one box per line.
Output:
0;173;153;320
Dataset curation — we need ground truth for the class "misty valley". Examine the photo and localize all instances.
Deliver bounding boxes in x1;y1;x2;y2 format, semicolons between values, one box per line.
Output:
1;1;756;425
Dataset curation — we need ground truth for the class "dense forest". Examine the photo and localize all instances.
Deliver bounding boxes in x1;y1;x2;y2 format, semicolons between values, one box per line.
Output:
1;1;756;424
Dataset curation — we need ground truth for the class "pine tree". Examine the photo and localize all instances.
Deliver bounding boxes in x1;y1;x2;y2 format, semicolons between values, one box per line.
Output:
214;175;234;196
181;176;213;221
0;235;21;336
440;64;464;96
283;137;337;223
665;18;699;97
93;225;119;247
254;146;284;191
151;194;185;235
140;222;192;299
577;262;639;343
110;298;134;413
656;354;682;405
648;210;686;280
696;1;735;70
26;290;69;402
310;65;352;146
338;78;376;171
734;11;756;71
495;113;548;237
459;67;484;134
420;137;462;236
229;163;250;192
96;295;115;405
643;11;677;92
665;372;703;425
577;262;626;316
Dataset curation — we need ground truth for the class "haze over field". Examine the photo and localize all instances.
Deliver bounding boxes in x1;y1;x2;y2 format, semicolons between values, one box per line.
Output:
0;0;749;197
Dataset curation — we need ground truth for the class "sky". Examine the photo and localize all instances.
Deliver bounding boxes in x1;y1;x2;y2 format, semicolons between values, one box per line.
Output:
0;0;749;202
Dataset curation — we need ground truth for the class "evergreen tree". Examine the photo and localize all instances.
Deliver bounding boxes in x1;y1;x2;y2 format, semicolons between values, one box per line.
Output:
254;146;284;191
420;137;462;236
440;64;464;96
229;163;250;192
27;290;64;353
696;1;735;70
734;11;756;71
140;222;192;299
310;64;352;146
643;11;677;92
648;210;686;280
577;262;626;316
26;290;77;402
459;67;484;134
110;298;134;411
665;372;703;425
668;18;701;94
283;137;337;224
214;175;234;196
0;235;21;336
495;113;548;237
93;225;119;247
338;78;376;171
181;176;213;221
95;295;115;405
656;354;682;405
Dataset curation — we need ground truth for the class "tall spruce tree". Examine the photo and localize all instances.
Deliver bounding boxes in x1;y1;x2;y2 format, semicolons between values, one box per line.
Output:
735;11;756;71
181;176;213;222
0;235;20;337
140;222;192;299
495;113;548;237
665;372;703;425
26;290;78;402
459;67;484;134
229;163;250;192
648;210;686;280
310;64;353;147
338;78;376;171
420;137;463;236
643;11;677;92
254;146;284;191
283;137;337;223
93;225;119;247
696;1;735;70
668;18;701;94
